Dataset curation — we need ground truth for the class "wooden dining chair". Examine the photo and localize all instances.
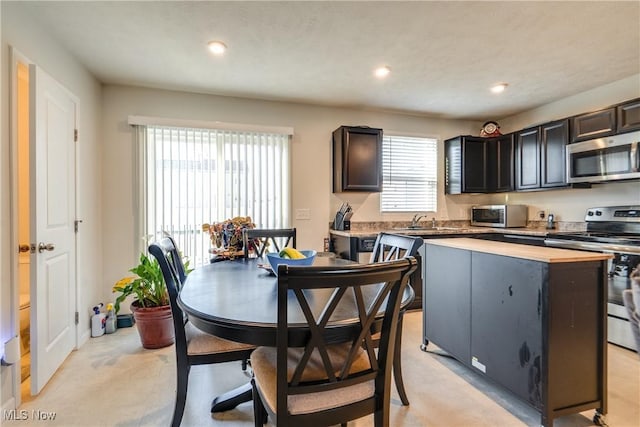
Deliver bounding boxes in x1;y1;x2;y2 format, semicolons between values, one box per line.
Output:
149;236;256;427
250;257;418;427
369;232;423;406
243;228;296;258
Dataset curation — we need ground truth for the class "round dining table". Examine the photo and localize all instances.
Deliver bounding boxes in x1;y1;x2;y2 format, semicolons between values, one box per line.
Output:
178;255;414;412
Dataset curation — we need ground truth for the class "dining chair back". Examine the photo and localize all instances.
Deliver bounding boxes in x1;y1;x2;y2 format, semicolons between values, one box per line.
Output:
250;257;418;427
369;232;422;264
243;228;296;258
369;232;422;406
149;236;255;427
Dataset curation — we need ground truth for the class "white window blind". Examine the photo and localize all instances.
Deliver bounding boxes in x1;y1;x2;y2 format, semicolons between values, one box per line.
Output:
135;125;291;266
381;134;438;212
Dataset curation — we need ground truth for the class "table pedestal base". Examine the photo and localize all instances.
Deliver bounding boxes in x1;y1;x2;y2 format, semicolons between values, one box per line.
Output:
211;382;253;412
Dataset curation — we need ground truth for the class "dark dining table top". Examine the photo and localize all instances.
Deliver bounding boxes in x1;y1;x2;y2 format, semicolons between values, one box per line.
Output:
178;255;414;347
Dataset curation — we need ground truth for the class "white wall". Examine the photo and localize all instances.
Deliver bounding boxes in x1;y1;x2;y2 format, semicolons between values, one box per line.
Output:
101;85;479;290
101;76;640;300
1;3;103;408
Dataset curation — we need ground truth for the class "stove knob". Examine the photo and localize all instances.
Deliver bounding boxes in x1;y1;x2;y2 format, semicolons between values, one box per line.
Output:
595;210;602;216
587;211;594;216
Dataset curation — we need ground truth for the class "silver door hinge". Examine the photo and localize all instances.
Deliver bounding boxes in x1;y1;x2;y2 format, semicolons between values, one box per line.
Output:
75;312;79;325
74;129;78;142
74;219;83;233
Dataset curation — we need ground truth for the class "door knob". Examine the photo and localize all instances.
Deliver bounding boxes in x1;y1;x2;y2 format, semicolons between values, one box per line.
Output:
18;244;31;253
38;243;55;253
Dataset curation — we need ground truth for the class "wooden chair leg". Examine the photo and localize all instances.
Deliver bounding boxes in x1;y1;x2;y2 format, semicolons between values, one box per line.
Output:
251;378;268;426
394;312;410;406
172;365;189;427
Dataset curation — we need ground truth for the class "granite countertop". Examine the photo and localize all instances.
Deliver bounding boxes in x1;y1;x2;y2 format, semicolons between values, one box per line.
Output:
425;238;613;263
328;221;584;238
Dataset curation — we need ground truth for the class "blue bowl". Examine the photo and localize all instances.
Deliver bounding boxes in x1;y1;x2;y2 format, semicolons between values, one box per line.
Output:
266;250;317;276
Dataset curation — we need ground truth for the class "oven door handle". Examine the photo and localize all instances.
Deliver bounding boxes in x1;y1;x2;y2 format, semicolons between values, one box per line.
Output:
544;238;640;255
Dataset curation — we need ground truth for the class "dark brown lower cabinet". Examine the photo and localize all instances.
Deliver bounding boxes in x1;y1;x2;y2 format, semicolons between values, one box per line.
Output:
423;243;607;427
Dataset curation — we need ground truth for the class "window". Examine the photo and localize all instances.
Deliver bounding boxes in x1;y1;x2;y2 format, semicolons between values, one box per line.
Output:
380;134;437;212
135;124;290;266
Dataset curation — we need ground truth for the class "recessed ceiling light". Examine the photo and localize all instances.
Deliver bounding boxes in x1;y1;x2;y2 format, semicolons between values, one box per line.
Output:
207;41;227;56
491;83;508;93
374;66;391;78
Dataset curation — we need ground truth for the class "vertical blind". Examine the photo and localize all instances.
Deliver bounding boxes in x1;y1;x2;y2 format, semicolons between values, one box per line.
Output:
381;134;438;212
135;125;291;266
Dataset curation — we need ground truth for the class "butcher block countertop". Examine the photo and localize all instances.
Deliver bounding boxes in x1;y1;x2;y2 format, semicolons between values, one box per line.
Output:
425;238;613;263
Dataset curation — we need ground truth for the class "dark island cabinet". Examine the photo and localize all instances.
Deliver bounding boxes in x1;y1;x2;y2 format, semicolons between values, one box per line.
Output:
617;98;640;133
423;240;608;427
422;245;471;362
332;126;383;192
515;119;568;191
470;253;544;408
445;134;513;194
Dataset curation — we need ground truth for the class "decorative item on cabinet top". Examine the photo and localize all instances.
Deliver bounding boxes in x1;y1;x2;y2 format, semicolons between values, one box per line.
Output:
480;121;502;137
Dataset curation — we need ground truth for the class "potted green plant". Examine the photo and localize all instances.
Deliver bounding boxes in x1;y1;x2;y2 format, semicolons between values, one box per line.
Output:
112;252;174;349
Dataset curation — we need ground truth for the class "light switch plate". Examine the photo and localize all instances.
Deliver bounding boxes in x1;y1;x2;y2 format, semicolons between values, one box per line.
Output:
295;208;311;220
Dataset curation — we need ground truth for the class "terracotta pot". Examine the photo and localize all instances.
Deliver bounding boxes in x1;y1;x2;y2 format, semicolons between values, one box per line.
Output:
130;302;174;349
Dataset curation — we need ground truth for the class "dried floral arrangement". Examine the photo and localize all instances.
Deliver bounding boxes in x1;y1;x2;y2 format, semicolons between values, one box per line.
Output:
202;216;256;258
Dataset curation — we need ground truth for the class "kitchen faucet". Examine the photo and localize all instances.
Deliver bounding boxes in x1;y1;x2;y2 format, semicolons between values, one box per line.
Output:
411;214;426;227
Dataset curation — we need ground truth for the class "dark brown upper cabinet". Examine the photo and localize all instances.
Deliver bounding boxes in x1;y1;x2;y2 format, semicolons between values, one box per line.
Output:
570;108;616;143
332;126;383;192
515;119;569;191
445;134;513;194
617;98;640;133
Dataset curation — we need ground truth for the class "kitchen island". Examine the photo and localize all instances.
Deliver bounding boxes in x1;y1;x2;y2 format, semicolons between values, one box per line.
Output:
422;238;612;427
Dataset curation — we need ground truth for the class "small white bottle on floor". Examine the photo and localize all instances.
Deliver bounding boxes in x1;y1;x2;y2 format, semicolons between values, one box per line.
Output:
91;304;106;337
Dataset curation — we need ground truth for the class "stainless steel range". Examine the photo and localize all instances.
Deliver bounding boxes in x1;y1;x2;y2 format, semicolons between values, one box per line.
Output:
545;205;640;350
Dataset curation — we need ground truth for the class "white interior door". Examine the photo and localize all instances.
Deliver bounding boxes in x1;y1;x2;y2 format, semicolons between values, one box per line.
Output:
29;64;77;395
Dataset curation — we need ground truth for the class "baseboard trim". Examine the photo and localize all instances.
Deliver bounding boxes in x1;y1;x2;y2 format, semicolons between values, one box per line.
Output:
78;328;90;348
2;395;17;412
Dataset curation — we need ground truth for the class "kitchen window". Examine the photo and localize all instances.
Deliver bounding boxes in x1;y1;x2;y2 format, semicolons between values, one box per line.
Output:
132;121;291;266
381;134;437;212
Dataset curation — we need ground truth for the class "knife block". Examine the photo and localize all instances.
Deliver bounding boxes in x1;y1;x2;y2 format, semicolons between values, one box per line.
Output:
334;212;351;230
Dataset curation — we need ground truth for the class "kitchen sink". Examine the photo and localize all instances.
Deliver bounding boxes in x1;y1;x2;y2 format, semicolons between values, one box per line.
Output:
392;226;461;231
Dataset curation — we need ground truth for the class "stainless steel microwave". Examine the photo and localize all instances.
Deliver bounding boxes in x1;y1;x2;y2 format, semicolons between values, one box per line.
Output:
471;205;528;228
567;131;640;184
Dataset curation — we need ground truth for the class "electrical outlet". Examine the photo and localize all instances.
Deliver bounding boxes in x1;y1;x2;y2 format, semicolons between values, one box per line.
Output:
295;208;311;220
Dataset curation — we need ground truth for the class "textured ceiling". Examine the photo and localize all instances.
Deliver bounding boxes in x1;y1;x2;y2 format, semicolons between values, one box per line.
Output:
17;1;640;120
